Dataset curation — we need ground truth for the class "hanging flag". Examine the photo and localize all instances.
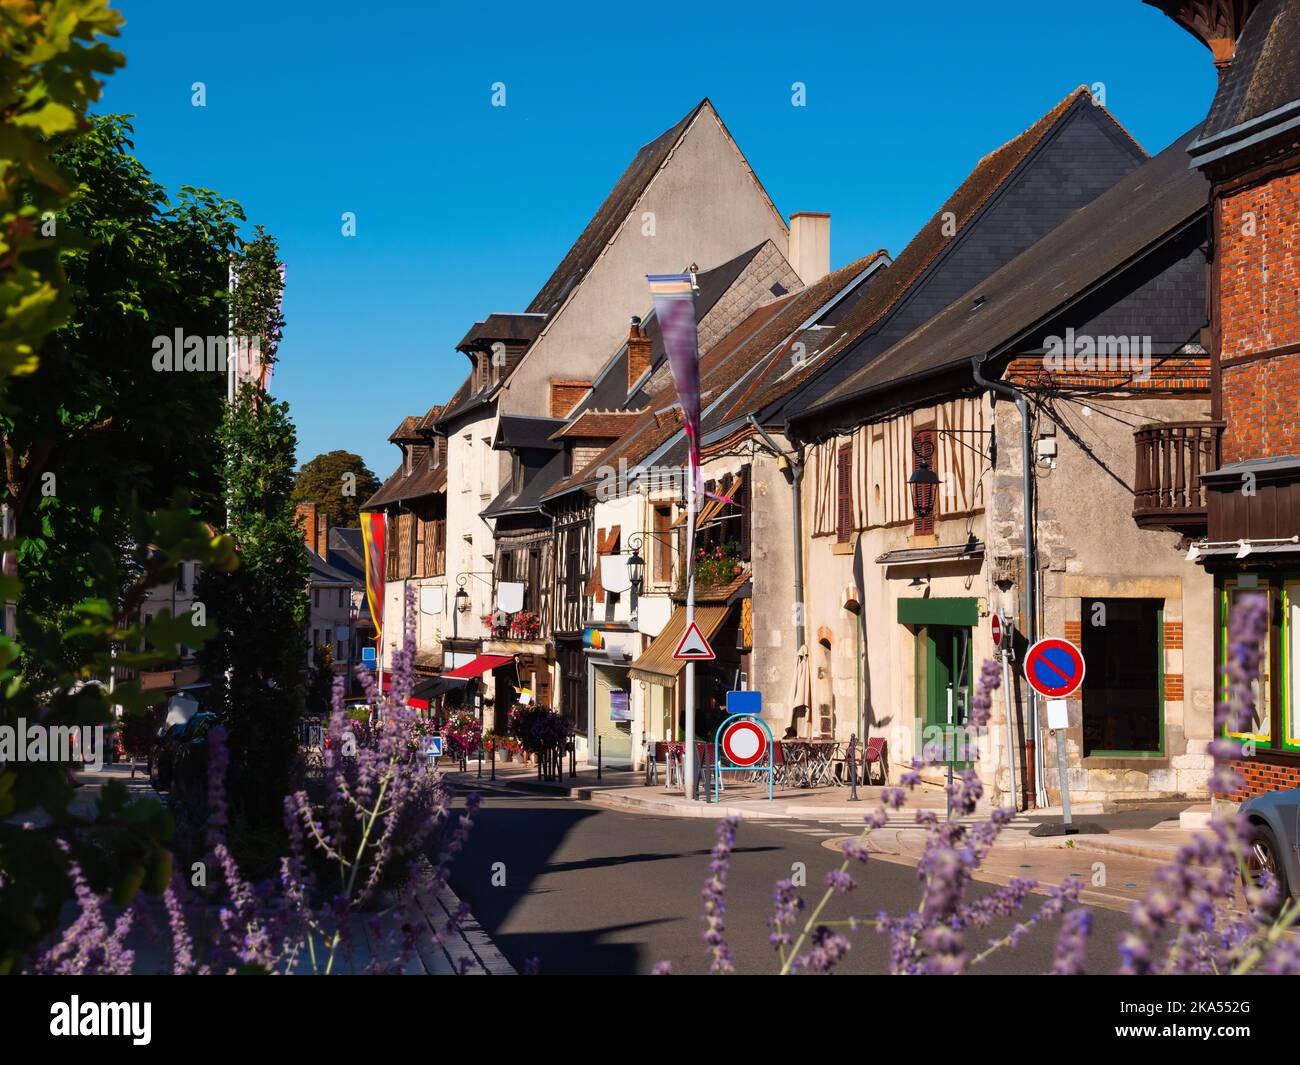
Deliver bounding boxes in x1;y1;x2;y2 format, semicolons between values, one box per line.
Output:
360;511;386;638
647;273;701;497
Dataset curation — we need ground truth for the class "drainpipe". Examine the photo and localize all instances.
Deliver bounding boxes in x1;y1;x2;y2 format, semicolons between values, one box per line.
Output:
748;413;806;682
970;354;1045;809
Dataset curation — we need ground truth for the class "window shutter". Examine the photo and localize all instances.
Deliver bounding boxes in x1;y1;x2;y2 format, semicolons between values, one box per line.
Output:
836;444;853;543
913;427;936;536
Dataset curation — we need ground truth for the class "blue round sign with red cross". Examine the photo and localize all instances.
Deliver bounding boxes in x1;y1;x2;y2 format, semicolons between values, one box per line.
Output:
1024;637;1086;699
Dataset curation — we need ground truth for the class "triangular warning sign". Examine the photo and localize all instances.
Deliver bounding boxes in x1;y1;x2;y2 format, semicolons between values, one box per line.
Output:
672;620;716;661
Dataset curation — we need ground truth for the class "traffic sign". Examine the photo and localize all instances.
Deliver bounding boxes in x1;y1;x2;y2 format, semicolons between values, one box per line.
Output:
424;735;444;759
991;614;1002;649
1024;637;1086;699
726;690;762;716
720;717;768;767
672;620;716;661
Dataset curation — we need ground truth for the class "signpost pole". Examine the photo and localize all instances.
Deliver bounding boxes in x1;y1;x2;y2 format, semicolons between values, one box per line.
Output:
683;475;697;801
1001;643;1019;812
1055;702;1073;826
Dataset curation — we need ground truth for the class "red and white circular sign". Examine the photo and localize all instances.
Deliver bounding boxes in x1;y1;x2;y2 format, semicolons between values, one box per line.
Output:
991;614;1002;648
721;719;768;767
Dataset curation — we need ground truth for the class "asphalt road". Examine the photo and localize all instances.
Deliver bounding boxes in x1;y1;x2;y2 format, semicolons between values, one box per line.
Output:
442;784;1135;975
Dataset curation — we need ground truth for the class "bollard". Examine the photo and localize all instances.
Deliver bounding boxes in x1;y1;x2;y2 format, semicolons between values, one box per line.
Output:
490;738;496;782
597;735;603;780
569;739;576;778
847;733;859;802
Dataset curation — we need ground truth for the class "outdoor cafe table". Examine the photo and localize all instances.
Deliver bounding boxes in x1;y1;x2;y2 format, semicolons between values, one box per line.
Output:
779;740;842;787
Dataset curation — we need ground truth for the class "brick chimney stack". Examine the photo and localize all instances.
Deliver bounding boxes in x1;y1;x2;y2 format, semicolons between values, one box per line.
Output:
627;315;652;393
295;502;329;556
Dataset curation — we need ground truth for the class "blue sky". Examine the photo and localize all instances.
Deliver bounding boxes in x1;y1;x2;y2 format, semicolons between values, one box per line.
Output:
104;0;1217;478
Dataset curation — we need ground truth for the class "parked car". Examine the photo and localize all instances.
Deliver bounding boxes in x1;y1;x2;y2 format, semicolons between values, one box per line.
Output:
1239;787;1300;915
148;691;219;792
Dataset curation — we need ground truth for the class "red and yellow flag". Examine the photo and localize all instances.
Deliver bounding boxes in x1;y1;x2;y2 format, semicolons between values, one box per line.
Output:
360;511;386;638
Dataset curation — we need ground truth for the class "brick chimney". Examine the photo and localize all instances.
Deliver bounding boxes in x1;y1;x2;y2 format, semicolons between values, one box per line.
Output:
550;379;591;419
627;316;652;393
789;212;830;286
295;502;329;556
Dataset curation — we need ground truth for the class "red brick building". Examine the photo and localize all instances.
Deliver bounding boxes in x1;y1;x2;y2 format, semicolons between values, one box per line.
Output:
1151;0;1300;797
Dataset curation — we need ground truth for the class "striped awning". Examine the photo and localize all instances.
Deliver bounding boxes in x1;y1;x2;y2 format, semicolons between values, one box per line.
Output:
629;604;730;687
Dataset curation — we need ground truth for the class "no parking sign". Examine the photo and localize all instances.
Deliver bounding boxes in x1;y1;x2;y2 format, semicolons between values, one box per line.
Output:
1024;637;1085;699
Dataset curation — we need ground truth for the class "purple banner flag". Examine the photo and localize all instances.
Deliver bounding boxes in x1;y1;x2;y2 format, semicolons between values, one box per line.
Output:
646;273;701;496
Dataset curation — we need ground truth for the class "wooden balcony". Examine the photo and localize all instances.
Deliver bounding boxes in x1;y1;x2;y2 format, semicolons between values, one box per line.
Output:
1133;420;1223;531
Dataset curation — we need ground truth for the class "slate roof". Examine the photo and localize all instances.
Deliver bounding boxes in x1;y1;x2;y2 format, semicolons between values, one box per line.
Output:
481;448;568;519
493;414;565;451
525;100;712;318
327;527;366;584
456;313;548;352
754;86;1146;425
1189;0;1300;160
309;548;360;587
364;403;448;510
537;250;889;501
798;123;1209;420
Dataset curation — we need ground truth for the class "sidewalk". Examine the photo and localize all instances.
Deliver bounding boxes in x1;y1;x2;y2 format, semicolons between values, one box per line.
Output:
449;761;1101;823
69;764;513;975
451;761;1213;912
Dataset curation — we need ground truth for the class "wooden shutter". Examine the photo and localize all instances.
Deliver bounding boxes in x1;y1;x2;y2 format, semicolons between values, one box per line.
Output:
654;506;673;583
836;444;853;543
912;427;937;536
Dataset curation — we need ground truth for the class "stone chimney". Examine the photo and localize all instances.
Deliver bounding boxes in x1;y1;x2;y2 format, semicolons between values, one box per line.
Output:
295;502;329;556
627;316;652;393
789;212;830;286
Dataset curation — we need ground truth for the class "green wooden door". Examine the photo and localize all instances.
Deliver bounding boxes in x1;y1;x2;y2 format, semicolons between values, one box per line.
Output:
916;624;972;766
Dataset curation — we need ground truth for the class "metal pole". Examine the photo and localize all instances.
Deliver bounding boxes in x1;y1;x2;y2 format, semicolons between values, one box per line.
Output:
597;734;603;780
971;354;1044;808
847;733;859;801
946;686;954;821
1054;706;1073;825
490;734;496;781
683;471;697;799
1001;646;1019;811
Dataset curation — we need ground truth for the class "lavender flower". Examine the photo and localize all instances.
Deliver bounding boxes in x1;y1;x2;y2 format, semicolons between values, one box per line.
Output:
701;816;739;973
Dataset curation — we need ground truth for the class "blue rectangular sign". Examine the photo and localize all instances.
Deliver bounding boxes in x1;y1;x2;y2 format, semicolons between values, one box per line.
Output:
361;646;376;667
726;690;762;716
424;735;444;758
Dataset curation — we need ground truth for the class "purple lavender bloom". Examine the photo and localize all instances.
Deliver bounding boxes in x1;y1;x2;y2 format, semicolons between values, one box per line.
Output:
1051;909;1091;975
701;816;740;973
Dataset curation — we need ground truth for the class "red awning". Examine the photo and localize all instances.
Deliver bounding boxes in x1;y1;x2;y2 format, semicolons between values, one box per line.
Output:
443;654;514;680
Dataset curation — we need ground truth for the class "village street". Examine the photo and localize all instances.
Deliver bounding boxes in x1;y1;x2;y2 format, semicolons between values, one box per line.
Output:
443;782;1183;976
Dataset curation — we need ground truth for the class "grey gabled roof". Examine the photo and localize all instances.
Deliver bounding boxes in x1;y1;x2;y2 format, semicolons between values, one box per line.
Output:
492;414;566;451
797;123;1209;421
1190;0;1300;159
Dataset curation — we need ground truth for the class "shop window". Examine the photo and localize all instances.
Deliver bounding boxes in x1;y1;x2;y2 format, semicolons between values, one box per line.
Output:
1081;598;1162;756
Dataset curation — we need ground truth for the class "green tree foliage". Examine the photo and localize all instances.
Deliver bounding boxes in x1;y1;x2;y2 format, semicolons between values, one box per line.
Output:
293;450;381;529
0;0;125;379
5;116;243;681
0;2;243;970
197;376;309;826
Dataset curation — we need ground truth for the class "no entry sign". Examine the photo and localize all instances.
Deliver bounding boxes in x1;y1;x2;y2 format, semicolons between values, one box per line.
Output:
720;718;768;767
991;614;1002;648
1024;637;1085;699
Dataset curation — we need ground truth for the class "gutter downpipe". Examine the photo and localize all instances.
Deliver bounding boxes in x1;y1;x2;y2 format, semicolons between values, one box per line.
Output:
971;353;1045;809
748;413;807;688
